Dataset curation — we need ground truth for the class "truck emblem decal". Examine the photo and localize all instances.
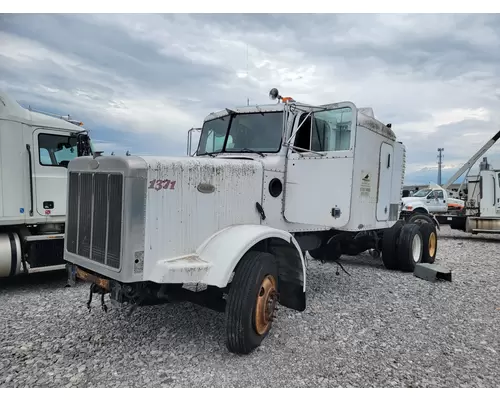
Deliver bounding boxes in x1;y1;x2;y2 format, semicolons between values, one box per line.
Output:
197;183;215;194
148;179;176;191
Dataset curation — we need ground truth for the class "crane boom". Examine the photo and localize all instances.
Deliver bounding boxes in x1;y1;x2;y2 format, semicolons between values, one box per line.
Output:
442;129;500;190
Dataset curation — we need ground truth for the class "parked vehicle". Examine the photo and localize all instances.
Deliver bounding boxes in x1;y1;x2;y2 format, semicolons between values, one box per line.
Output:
0;90;93;278
401;129;500;235
64;88;437;354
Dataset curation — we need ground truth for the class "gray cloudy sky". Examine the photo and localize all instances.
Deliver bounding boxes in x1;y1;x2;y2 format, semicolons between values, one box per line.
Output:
1;13;500;184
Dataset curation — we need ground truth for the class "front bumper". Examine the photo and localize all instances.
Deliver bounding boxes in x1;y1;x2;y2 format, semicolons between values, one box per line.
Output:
76;266;110;292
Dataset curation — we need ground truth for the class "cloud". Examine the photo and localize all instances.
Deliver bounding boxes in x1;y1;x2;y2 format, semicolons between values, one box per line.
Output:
1;13;500;180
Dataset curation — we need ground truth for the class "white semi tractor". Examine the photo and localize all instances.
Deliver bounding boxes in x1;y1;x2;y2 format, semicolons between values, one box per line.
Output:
64;89;437;354
0;90;93;279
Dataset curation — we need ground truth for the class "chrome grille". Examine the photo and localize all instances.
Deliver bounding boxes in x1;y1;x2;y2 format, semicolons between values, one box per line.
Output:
66;171;123;269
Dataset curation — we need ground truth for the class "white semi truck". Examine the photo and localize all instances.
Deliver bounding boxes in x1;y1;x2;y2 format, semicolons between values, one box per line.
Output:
0;90;93;279
64;89;438;354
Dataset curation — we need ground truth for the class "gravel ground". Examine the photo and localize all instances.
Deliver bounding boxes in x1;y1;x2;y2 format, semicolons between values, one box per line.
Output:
1;225;499;388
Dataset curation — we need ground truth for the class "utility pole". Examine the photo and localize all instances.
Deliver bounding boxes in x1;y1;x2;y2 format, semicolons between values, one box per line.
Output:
437;148;444;185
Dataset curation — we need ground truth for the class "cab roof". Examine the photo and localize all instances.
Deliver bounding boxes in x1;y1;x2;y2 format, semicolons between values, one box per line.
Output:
0;90;85;132
203;100;396;140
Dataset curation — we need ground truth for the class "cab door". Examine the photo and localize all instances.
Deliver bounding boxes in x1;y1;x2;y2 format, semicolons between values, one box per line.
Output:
32;129;78;217
376;142;394;221
423;189;444;212
479;170;498;217
283;102;356;227
497;172;500;215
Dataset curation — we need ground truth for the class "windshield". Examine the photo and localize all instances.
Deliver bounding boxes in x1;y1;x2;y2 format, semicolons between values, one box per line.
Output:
197;111;283;156
413;189;432;197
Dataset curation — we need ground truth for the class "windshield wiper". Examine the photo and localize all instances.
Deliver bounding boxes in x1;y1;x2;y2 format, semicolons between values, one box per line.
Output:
233;148;266;157
198;152;216;157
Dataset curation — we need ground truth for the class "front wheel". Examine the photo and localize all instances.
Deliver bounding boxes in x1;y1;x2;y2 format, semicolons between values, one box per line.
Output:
225;251;279;354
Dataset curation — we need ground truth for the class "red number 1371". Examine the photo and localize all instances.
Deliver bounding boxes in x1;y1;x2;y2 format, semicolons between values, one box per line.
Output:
148;179;176;191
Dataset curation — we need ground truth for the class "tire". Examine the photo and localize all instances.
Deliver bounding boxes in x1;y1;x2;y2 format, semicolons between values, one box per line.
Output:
419;223;437;264
382;220;405;270
225;251;279;355
397;223;423;272
407;212;434;225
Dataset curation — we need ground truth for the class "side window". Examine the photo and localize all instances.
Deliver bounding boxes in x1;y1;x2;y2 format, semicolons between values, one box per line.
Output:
431;190;444;199
39;148;52;165
293;114;312;151
498;173;500;188
197;118;231;154
38;133;78;167
292;107;352;152
204;129;227;153
312;107;352;152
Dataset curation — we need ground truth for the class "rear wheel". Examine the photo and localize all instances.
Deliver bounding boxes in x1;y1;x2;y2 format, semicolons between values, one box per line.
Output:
407;212;434;225
382;220;405;270
225;251;279;354
397;223;423;272
419;222;437;264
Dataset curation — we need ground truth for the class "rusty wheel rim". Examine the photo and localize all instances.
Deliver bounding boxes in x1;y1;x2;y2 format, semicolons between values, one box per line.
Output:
254;275;278;335
428;231;437;257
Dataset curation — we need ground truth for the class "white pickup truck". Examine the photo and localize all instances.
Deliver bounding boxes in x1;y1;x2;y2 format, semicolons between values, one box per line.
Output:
400;184;464;222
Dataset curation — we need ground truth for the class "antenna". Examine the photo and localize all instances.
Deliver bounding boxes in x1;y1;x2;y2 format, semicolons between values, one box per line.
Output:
246;42;250;106
437;148;444;186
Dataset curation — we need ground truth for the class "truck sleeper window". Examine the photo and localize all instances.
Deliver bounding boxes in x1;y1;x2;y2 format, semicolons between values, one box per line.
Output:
38;133;78;167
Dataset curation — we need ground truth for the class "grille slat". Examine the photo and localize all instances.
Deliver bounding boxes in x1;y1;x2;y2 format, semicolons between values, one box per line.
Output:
77;174;93;258
106;174;123;269
66;173;79;254
66;171;123;269
91;173;109;264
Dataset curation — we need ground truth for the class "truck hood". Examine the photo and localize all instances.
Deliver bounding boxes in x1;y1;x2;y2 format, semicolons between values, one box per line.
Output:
401;196;424;204
141;155;266;261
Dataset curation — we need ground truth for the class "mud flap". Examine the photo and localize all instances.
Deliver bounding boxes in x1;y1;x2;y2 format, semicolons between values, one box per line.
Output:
414;263;451;282
430;214;441;231
279;281;306;311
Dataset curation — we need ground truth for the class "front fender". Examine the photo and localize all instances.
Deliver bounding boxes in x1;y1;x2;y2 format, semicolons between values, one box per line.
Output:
196;224;307;291
149;225;307;294
402;202;429;213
